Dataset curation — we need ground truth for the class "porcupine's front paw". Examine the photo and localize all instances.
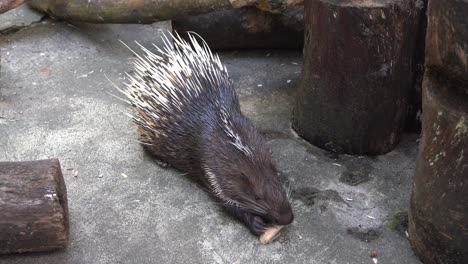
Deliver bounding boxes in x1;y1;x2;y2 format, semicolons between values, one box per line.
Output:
225;206;267;236
245;214;268;236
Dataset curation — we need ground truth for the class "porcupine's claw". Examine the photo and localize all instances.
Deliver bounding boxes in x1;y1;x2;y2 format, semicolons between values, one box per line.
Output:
249;215;268;236
224;206;267;236
141;145;171;168
154;158;171;168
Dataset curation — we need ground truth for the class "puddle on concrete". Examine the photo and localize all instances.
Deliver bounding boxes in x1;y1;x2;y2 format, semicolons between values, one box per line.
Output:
338;156;373;186
291;187;347;207
339;169;372;186
346;227;382;242
291;187;320;206
387;210;409;237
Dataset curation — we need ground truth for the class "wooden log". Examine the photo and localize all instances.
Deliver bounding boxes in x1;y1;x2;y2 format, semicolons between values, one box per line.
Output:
27;0;299;24
0;159;69;254
408;72;468;264
173;6;304;50
425;0;468;86
291;0;423;155
0;0;23;14
408;1;468;263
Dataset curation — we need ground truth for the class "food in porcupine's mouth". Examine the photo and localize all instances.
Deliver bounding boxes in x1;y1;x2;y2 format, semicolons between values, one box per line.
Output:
115;31;294;243
260;225;285;244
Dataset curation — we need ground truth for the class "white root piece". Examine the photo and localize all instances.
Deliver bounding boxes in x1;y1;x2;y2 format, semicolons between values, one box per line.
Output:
259;225;284;245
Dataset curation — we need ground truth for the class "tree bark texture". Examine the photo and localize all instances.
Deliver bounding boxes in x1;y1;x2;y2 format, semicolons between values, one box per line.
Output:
0;159;69;254
408;1;468;263
27;0;301;24
409;72;468;264
172;6;303;50
424;0;468;86
291;0;423;155
0;0;23;14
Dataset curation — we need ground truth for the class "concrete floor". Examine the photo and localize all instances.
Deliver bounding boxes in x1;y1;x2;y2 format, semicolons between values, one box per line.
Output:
0;5;421;264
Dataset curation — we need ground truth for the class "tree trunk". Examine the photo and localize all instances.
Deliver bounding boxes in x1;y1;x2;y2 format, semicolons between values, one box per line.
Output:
0;159;69;254
173;6;303;50
408;0;468;263
409;72;468;264
291;0;423;155
424;0;468;81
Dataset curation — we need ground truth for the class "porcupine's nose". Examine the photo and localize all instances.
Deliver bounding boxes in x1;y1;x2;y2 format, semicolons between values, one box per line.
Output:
276;210;294;225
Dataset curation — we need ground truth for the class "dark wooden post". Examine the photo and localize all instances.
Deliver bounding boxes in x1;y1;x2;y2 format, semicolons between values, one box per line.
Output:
172;6;304;50
0;159;69;254
291;0;423;155
408;0;468;263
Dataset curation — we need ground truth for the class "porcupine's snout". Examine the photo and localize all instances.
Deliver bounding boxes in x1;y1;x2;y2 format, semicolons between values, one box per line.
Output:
259;180;294;227
263;200;294;226
273;207;294;226
245;205;293;236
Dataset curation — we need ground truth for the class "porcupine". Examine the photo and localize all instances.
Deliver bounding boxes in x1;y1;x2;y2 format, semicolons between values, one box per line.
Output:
117;32;294;237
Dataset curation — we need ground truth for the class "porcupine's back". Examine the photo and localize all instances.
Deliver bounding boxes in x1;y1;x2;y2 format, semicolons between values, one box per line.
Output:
120;32;240;173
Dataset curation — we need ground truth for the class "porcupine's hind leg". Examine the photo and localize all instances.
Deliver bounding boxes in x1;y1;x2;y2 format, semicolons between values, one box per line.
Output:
137;127;172;168
140;145;172;168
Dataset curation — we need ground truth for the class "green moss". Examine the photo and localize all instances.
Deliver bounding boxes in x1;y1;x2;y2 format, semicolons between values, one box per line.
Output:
387;209;409;235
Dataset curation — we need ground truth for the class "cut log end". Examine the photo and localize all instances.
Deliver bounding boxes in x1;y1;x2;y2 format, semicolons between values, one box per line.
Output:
259;225;284;245
0;159;69;254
